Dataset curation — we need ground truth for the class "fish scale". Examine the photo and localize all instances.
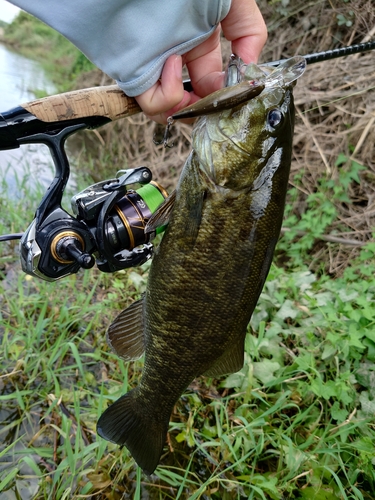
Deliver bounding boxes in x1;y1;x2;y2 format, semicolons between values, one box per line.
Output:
97;56;306;474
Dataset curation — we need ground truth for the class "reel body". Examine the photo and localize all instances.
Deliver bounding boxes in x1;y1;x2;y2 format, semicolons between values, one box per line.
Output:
20;167;168;281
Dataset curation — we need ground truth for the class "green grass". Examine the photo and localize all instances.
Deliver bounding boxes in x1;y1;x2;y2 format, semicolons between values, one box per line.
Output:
0;156;374;499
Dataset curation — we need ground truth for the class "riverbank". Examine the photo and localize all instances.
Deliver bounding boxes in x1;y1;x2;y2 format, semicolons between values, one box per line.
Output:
1;11;94;93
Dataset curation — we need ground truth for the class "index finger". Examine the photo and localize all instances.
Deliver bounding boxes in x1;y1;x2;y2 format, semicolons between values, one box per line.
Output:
183;26;225;98
221;0;267;63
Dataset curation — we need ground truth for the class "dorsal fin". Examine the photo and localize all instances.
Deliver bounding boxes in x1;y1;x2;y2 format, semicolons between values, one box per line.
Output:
106;297;145;361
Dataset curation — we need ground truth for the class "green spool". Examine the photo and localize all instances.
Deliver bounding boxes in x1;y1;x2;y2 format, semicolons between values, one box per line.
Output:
136;182;168;234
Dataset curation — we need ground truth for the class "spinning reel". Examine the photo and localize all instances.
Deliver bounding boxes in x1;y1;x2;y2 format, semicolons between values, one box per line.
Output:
20;165;168;281
0;101;168;281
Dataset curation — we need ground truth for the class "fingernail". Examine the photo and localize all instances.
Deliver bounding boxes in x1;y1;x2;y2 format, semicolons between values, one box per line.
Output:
174;55;182;79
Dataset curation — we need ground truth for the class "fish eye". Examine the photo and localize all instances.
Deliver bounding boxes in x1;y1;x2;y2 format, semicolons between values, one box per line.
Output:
267;108;283;128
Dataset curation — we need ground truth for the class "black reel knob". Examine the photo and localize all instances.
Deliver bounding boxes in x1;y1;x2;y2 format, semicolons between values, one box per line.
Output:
51;231;95;270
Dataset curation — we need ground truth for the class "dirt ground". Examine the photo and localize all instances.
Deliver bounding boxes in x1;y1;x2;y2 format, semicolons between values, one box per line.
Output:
75;0;375;275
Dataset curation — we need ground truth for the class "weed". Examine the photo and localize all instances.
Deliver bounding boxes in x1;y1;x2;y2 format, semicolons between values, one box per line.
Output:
277;156;367;271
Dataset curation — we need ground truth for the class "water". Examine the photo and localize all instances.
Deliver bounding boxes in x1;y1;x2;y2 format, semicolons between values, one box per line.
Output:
0;42;57;192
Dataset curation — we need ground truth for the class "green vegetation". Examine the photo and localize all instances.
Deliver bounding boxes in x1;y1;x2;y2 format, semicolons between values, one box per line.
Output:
0;149;374;500
2;11;95;91
278;156;367;270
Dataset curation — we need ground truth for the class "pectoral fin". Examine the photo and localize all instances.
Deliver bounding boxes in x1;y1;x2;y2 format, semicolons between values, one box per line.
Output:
182;188;206;248
106;297;145;361
145;190;176;235
203;336;245;377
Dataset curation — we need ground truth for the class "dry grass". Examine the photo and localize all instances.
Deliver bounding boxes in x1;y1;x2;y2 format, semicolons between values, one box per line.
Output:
292;51;375;271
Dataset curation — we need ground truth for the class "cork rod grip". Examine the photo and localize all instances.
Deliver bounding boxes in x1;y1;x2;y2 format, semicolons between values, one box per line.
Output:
22;85;141;122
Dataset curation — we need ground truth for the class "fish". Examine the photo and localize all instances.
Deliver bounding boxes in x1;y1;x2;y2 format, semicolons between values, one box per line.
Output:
96;56;306;475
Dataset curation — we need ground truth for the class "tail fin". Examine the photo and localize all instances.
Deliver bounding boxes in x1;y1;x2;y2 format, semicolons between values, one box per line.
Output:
97;389;169;475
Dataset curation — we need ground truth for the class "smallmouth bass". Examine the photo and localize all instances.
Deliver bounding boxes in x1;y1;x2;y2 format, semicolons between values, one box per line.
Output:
97;56;306;474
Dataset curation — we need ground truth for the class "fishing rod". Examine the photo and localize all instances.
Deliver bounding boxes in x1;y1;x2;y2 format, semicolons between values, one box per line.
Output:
0;40;373;281
181;40;375;92
1;40;373;151
267;39;375;67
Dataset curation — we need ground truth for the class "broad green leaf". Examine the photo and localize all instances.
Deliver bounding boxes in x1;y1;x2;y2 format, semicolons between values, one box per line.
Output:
253;360;280;385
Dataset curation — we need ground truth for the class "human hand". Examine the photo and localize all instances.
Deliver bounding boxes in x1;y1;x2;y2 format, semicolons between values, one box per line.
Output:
135;0;267;124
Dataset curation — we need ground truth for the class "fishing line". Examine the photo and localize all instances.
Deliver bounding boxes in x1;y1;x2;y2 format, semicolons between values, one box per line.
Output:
299;85;375;116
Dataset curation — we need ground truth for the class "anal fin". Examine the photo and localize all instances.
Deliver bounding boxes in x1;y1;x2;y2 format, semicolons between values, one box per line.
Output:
203;336;245;377
106;297;145;361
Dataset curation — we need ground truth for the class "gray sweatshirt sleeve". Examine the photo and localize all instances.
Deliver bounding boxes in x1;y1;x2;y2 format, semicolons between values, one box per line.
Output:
7;0;232;96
